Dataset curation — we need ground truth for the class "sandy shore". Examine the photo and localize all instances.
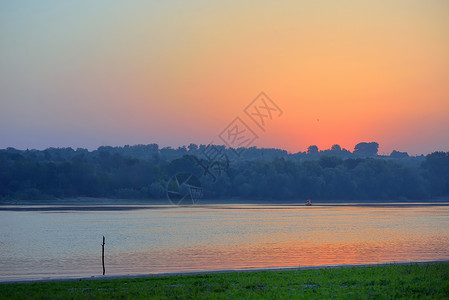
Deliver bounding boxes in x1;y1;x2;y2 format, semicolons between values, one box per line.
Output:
2;260;448;284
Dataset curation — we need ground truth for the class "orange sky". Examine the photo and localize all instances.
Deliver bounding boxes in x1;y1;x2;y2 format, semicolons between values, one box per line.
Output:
1;1;448;155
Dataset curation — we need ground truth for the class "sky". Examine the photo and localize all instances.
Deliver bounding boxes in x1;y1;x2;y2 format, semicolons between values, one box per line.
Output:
1;1;448;155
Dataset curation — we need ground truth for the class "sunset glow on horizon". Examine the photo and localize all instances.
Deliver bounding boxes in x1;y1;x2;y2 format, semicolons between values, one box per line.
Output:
1;1;448;155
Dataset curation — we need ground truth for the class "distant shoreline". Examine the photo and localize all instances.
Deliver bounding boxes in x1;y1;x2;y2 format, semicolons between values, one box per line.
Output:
2;195;449;205
1;199;448;211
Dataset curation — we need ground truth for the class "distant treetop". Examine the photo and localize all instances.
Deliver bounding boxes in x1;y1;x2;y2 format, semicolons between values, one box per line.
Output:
354;142;379;156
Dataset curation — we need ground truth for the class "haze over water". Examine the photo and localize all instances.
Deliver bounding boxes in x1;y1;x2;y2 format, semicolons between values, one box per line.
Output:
1;204;448;280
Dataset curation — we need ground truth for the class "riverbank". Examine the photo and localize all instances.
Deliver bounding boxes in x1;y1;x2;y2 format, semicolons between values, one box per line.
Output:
1;200;448;212
1;262;448;299
1;196;449;207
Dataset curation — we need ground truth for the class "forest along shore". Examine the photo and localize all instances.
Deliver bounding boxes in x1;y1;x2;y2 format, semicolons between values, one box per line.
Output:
1;147;449;203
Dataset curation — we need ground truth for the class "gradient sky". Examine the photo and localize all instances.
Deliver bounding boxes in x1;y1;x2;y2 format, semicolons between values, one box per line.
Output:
1;1;448;155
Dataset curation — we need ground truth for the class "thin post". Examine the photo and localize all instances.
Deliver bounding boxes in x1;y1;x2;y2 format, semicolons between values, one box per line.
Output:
102;236;105;275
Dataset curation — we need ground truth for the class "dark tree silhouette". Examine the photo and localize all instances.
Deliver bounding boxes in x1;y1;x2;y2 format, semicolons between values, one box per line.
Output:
331;144;342;152
354;142;379;156
307;145;319;154
390;150;409;158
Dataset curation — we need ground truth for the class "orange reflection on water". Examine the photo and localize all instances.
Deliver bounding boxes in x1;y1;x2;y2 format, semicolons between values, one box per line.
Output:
108;236;449;275
106;205;449;275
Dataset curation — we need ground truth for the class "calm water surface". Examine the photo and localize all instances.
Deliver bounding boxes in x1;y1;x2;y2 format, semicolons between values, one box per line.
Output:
0;204;448;280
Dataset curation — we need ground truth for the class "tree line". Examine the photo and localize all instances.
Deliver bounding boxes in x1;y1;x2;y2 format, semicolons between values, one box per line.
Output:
0;143;447;202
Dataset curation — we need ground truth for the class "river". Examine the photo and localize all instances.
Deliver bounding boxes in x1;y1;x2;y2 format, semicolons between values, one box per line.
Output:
0;203;448;280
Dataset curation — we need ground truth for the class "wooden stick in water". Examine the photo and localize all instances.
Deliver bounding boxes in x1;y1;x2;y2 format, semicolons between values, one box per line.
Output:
102;236;105;275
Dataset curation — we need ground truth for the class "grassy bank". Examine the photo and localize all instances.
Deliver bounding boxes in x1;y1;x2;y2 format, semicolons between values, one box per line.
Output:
1;263;448;299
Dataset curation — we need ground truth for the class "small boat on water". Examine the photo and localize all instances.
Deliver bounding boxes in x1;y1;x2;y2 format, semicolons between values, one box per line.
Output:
305;199;312;206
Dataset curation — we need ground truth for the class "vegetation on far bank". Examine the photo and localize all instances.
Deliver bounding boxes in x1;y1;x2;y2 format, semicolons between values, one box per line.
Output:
1;142;448;202
1;263;448;299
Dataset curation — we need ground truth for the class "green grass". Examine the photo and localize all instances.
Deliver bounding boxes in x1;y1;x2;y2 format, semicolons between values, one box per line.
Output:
1;263;448;299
